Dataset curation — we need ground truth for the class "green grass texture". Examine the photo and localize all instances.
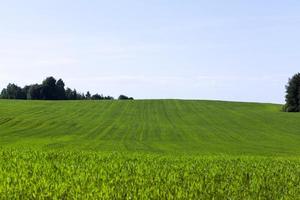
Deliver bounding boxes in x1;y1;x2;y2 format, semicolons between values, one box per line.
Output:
1;149;300;199
0;99;299;156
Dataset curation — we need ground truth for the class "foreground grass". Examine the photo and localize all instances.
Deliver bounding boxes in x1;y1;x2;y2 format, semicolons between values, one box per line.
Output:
1;149;300;200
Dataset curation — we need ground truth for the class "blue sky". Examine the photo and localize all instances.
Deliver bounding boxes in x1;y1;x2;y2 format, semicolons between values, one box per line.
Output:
0;0;299;103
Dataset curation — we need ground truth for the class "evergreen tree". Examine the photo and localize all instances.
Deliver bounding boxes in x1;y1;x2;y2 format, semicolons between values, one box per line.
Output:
285;73;300;112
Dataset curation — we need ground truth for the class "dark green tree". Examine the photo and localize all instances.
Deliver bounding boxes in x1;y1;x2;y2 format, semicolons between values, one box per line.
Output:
0;88;8;99
65;88;73;100
76;93;85;100
65;89;79;100
27;84;43;100
3;83;26;99
118;95;134;100
284;73;300;112
56;79;66;100
72;89;78;100
104;96;114;100
41;77;57;100
22;85;31;99
86;91;91;100
0;76;117;101
92;94;103;100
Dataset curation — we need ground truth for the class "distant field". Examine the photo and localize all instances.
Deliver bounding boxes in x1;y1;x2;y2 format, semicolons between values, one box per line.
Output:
0;99;300;155
1;100;300;199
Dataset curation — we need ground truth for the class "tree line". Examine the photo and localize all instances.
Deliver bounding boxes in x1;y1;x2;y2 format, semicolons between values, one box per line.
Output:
0;77;134;101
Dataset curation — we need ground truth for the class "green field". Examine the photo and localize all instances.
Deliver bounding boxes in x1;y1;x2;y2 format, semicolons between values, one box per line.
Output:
1;100;300;199
1;99;300;155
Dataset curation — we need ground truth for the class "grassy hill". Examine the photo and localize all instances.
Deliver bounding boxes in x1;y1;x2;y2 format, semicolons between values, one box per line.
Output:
0;99;299;155
2;99;300;199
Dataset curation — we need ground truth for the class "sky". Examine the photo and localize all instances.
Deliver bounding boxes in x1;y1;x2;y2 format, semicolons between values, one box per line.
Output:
0;0;300;103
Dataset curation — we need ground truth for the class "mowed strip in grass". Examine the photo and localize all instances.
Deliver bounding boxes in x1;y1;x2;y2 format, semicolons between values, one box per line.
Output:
0;99;299;155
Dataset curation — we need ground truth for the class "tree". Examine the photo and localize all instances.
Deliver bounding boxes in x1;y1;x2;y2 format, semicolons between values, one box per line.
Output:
0;76;116;101
27;84;43;100
41;77;57;100
77;93;85;100
65;88;79;100
92;93;103;100
85;91;91;100
104;96;114;100
3;83;26;99
22;85;31;98
65;88;73;100
118;95;134;100
284;73;300;112
72;89;77;100
56;79;66;100
0;88;8;99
